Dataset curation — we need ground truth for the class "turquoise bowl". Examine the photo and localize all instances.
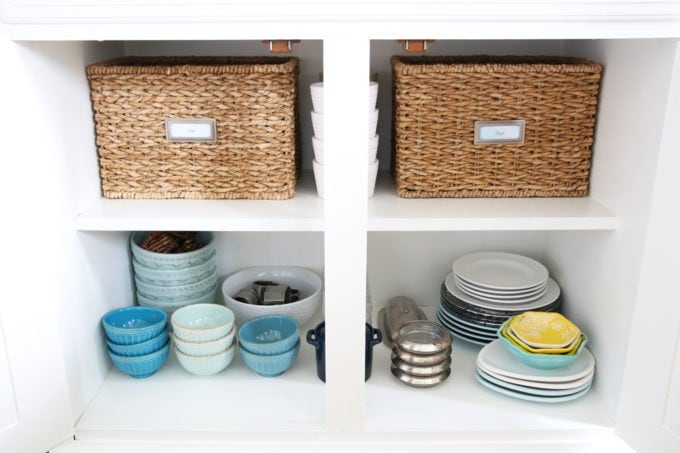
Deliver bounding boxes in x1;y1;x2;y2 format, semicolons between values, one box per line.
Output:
130;231;215;270
102;306;167;345
108;342;170;378
497;333;587;370
239;340;300;377
238;315;300;356
107;328;169;357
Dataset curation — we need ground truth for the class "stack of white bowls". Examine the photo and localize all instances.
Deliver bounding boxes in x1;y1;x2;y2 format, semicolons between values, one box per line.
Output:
171;304;236;376
310;81;380;198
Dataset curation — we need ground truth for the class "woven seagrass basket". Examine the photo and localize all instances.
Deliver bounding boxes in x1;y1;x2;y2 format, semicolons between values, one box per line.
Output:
87;56;299;200
391;55;602;198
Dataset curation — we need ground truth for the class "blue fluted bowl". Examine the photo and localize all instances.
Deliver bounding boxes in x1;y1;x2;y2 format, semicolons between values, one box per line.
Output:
108;342;170;378
107;328;169;357
238;315;299;356
239;340;300;377
102;306;167;345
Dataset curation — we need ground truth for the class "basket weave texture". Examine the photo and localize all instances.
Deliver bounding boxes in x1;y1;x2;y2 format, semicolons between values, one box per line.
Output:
391;55;602;198
87;56;299;200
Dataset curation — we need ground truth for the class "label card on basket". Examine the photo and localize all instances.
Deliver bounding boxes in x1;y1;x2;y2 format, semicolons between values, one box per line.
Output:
165;119;216;142
474;120;525;145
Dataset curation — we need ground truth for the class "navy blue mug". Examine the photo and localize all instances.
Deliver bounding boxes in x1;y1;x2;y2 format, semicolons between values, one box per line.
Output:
306;321;382;382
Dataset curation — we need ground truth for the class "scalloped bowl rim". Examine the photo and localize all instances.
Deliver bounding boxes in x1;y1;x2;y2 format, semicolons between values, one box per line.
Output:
172;327;235;355
130;231;215;264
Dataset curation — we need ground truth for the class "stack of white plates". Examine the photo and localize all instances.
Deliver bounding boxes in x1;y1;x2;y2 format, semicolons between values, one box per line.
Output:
437;251;561;345
476;339;595;403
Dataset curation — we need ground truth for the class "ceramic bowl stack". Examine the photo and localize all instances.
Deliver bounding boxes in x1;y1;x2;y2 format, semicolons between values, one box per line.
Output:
310;81;380;198
171;303;236;376
238;315;301;377
476;326;595;404
498;312;588;369
131;231;218;316
102;306;170;378
390;320;453;388
437;251;562;345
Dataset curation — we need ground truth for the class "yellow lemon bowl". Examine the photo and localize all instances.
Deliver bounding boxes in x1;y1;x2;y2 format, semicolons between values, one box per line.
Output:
509;311;581;349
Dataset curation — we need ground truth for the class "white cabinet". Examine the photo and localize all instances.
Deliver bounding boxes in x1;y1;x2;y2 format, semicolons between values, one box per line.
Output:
1;3;680;452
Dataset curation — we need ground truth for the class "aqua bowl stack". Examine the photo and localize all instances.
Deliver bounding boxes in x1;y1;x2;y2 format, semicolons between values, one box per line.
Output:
131;231;218;316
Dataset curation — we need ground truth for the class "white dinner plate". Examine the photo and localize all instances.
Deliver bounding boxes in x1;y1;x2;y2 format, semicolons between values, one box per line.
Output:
476;339;595;383
455;275;547;296
452;251;549;291
475;371;593;403
445;273;561;311
478;365;595;390
455;277;547;304
476;368;593;396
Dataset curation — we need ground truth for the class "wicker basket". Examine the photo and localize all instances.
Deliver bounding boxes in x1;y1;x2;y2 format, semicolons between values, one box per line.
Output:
87;56;300;200
391;55;602;198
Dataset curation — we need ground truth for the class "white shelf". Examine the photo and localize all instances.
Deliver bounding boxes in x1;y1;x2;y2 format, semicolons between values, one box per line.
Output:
75;327;325;440
368;172;619;231
365;315;613;436
74;171;323;232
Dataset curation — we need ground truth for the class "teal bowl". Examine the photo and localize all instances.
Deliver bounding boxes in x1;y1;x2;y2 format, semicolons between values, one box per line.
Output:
238;315;300;356
107;329;169;357
102;306;167;345
239;340;300;377
497;334;587;370
108;342;170;378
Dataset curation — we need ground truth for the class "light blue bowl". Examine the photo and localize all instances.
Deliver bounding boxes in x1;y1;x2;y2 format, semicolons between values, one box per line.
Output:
239;339;300;377
102;306;167;345
497;334;587;370
107;328;169;357
130;231;215;270
133;252;217;287
135;269;218;300
136;284;218;314
171;303;235;343
108;342;170;378
238;315;300;356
